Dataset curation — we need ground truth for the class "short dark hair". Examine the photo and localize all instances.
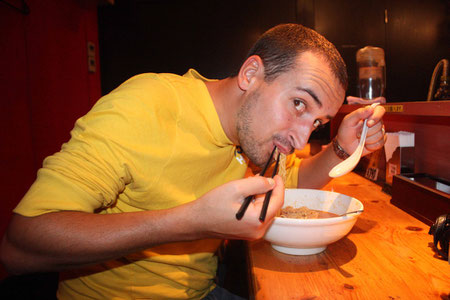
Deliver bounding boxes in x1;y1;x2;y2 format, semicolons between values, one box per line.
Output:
234;24;348;90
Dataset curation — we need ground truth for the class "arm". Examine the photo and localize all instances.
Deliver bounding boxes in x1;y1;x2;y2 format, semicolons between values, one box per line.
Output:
297;105;386;189
0;175;284;275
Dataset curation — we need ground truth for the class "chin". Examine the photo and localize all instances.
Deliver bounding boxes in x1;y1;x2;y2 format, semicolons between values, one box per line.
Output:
248;149;272;170
247;160;264;174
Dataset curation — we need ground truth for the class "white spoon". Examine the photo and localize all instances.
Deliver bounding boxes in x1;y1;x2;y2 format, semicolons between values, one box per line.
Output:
329;103;379;178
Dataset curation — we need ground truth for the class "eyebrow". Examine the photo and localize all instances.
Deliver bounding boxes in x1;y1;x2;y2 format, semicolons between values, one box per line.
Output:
297;87;333;120
297;87;322;108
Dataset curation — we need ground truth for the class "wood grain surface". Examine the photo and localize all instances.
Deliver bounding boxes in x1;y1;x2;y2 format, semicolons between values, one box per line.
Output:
247;172;450;300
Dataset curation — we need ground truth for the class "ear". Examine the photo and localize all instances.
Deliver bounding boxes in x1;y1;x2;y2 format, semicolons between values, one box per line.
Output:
237;55;264;91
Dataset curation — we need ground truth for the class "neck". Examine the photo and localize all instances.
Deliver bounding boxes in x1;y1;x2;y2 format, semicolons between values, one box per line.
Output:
205;77;242;145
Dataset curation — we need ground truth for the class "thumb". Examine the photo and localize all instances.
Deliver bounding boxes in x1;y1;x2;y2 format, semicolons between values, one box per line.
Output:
345;104;377;128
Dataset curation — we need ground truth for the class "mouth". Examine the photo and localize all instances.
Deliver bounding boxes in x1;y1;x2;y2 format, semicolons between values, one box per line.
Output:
273;140;293;156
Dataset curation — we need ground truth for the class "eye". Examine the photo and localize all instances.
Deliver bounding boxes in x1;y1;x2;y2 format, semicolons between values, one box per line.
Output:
293;99;306;112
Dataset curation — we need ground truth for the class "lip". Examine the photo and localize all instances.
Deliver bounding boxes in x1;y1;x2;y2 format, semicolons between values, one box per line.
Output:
273;141;291;155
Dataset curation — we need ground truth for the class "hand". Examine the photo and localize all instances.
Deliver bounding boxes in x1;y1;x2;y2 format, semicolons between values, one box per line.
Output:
346;96;386;105
336;104;386;157
190;175;285;240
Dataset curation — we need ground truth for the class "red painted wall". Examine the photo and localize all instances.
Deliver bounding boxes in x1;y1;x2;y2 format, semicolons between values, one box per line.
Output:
0;0;101;278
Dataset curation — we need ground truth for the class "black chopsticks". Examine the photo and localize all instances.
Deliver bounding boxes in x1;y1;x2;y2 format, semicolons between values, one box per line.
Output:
235;146;279;221
259;151;280;222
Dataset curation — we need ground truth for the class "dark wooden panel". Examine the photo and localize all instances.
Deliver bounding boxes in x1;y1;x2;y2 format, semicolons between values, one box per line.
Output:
391;174;450;225
98;0;449;101
310;0;387;97
386;0;449;101
98;0;297;94
311;0;449;102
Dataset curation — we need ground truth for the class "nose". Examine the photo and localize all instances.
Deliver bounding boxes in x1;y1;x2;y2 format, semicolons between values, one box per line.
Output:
289;120;316;151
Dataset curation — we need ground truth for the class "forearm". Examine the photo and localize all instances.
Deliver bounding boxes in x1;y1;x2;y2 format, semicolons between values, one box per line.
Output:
1;176;285;275
1;206;202;274
296;142;341;189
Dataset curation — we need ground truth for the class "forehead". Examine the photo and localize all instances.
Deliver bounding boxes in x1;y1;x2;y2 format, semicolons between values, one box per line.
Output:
278;51;345;108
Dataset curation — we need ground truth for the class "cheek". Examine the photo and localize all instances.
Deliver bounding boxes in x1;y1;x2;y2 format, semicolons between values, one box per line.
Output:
271;100;292;124
278;108;300;130
268;112;290;134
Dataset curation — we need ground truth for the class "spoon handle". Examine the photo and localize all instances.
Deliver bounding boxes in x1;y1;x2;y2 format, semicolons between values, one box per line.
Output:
361;102;380;139
357;119;369;154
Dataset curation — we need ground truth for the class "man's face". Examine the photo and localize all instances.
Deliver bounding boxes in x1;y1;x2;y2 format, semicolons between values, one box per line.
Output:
236;51;345;168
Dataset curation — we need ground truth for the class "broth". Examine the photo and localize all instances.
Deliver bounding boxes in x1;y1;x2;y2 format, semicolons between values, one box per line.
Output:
280;206;339;219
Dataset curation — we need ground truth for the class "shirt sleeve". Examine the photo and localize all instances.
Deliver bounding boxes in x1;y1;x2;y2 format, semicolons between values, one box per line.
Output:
14;74;178;217
14;101;133;216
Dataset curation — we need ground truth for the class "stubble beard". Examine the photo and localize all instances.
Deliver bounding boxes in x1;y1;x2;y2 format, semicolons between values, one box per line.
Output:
235;90;270;168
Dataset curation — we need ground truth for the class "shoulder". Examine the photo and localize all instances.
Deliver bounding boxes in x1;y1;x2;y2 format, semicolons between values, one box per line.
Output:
113;72;205;94
96;72;207;112
75;71;214;143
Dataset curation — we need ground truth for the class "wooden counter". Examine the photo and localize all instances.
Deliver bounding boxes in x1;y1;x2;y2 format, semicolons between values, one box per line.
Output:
246;172;450;299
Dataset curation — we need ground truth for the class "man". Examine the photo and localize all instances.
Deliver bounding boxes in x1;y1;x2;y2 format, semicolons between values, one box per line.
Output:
0;24;385;299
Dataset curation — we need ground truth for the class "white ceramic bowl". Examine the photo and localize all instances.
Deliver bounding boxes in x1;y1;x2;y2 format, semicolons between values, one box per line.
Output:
264;189;363;255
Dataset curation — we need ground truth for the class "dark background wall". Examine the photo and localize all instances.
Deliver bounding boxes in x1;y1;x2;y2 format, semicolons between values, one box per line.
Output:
312;0;449;101
98;0;449;101
98;0;298;93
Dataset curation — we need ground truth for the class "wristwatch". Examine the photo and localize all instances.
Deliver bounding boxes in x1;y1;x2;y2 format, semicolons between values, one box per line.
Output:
332;137;350;160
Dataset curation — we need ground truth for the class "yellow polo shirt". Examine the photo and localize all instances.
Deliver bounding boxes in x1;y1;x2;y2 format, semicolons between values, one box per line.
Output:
14;69;300;299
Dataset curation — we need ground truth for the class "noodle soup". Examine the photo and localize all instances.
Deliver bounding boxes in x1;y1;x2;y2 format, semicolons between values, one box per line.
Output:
280;206;339;219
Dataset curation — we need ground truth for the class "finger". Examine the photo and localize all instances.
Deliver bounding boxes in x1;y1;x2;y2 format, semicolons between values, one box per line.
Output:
367;105;386;127
346;96;360;102
366;121;383;138
365;135;386;152
345;105;376;128
373;97;386;104
233;176;276;201
365;125;387;151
